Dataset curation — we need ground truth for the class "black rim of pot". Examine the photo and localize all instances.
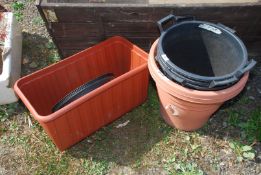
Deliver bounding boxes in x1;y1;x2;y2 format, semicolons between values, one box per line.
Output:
157;14;256;88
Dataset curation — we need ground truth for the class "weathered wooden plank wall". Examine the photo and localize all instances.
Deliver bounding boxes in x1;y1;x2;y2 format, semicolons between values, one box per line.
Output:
37;0;261;58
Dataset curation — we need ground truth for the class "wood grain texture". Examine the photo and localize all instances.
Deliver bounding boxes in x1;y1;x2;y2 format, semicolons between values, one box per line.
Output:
48;0;258;3
38;1;261;58
48;0;148;3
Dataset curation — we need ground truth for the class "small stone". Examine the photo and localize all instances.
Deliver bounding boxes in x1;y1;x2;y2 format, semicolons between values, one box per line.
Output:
247;86;251;90
22;58;29;64
22;29;29;33
109;166;136;175
86;139;92;143
220;162;225;166
29;61;38;68
249;96;255;100
221;148;231;155
257;88;261;94
0;167;7;175
185;136;190;141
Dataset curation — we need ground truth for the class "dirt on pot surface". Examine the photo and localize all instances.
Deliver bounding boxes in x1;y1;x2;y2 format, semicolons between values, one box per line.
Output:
0;1;261;175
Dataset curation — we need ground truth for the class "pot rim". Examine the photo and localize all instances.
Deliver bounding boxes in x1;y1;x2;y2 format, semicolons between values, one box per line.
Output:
157;20;248;82
149;39;249;104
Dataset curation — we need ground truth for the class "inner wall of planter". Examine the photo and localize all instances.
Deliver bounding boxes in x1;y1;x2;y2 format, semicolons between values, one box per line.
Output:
19;41;147;116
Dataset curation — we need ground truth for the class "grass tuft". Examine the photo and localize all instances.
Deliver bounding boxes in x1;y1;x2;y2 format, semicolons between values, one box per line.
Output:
164;156;204;175
11;1;25;21
228;141;255;162
239;108;261;143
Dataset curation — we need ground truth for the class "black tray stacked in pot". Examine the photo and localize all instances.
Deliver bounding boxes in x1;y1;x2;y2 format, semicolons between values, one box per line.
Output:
156;14;256;91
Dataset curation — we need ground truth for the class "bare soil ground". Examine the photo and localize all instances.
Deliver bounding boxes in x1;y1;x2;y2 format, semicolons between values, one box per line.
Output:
0;1;260;175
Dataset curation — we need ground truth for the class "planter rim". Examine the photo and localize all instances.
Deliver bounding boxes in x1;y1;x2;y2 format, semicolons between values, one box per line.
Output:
14;36;148;123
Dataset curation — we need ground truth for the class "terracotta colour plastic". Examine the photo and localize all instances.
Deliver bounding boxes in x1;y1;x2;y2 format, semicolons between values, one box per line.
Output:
148;39;249;131
14;36;149;151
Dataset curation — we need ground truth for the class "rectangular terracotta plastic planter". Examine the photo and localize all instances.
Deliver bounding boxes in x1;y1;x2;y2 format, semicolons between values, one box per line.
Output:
14;36;149;151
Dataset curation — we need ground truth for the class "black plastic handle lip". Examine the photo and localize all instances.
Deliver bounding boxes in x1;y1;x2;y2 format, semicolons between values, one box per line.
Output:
158;61;231;90
158;49;250;83
157;14;176;34
52;73;114;113
157;14;195;34
235;59;256;78
156;55;256;90
209;76;238;88
156;15;256;90
210;59;256;88
157;18;249;82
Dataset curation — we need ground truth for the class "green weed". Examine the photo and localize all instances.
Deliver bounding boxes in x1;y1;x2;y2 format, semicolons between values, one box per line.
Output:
32;16;44;25
0;106;9;122
46;40;56;49
82;159;109;175
0;103;18;122
239;108;261;143
12;1;25;21
12;1;25;11
238;96;250;105
229;141;255;162
14;11;23;21
227;110;240;127
48;52;60;64
43;156;69;175
46;40;60;64
226;108;261;143
133;158;142;168
164;156;204;175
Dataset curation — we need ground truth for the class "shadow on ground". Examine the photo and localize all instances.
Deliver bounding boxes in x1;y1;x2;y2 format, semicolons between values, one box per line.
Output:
19;32;170;170
18;33;260;172
67;55;261;168
195;56;261;165
21;32;59;76
197;56;261;138
67;83;173;166
20;31;171;168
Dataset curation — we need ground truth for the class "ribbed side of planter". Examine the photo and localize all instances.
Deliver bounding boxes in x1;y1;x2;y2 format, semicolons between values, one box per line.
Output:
15;36;149;150
157;89;221;130
39;72;148;150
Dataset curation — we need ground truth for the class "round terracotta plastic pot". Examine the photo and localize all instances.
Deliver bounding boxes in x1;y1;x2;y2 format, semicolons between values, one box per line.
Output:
148;39;249;131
